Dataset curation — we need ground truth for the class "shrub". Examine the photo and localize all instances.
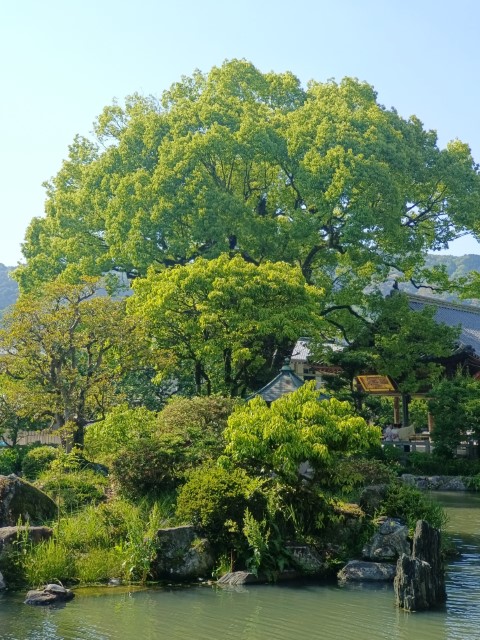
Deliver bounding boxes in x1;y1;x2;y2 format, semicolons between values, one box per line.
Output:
84;405;159;462
377;481;447;533
406;452;480;477
176;462;266;546
327;457;396;493
38;469;108;511
21;446;58;480
157;396;236;464
0;447;22;475
111;438;182;499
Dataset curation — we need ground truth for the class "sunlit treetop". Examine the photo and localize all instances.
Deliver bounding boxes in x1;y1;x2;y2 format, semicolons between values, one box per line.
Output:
15;60;480;315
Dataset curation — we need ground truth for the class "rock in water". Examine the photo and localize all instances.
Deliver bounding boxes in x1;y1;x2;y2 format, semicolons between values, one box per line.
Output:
25;584;74;606
337;560;397;582
394;519;446;611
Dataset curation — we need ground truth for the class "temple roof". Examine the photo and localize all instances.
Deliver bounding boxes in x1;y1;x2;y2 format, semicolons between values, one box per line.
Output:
407;294;480;356
249;360;306;402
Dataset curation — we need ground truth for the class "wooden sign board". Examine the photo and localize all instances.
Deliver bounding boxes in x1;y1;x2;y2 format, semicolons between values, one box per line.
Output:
356;375;396;393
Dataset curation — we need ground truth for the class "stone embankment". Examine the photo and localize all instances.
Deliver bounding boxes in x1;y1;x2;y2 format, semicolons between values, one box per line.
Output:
401;474;467;491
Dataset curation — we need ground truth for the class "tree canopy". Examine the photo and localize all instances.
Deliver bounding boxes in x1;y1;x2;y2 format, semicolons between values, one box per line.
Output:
128;254;325;396
224;382;381;483
0;279;144;446
15;60;480;337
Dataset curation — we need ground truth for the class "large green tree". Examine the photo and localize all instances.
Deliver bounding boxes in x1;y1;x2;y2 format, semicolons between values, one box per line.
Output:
15;61;480;338
127;254;326;396
0;279;144;446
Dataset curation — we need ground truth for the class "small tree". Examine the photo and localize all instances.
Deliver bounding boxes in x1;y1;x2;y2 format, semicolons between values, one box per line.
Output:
429;373;480;458
0;279;144;447
128;254;326;396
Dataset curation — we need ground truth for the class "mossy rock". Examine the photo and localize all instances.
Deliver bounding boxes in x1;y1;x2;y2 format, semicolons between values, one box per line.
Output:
0;474;56;526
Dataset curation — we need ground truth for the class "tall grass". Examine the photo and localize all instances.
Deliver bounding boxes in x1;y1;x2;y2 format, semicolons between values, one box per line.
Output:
13;495;177;588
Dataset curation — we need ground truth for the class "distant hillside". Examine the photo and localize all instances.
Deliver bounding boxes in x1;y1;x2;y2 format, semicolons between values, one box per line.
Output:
400;254;480;304
0;264;18;313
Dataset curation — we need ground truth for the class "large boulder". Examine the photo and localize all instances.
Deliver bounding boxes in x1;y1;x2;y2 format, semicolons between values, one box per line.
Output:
394;519;446;611
0;526;53;553
362;517;410;561
152;525;215;581
338;560;397;582
0;475;56;527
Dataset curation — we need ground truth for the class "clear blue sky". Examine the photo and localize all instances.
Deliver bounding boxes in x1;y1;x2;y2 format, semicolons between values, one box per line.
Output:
2;0;480;266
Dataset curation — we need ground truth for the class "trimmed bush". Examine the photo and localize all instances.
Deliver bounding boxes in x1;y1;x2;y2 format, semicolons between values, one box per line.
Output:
38;469;108;511
110;438;182;498
21;446;58;480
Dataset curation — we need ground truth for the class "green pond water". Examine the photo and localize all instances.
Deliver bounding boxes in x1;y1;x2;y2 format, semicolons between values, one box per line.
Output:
1;492;479;640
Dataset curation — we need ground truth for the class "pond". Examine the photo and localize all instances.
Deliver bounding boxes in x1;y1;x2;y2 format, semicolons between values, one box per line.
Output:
1;492;479;640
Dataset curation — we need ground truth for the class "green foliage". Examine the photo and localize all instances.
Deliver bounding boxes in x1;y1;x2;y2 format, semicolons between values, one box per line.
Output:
224;382;381;483
38;468;108;511
0;279;145;447
429;373;480;458
328;293;459;394
176;462;266;546
0;446;22;475
110;438;181;499
84;405;159;462
242;508;289;578
157;395;236;464
128;254;325;396
23;538;76;588
75;547;125;584
21;446;58;480
405;452;480;476
377;481;447;533
17;61;480;312
4;497;176;588
328;458;396;494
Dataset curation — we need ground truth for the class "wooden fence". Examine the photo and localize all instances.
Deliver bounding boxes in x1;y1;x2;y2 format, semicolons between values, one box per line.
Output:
3;430;62;447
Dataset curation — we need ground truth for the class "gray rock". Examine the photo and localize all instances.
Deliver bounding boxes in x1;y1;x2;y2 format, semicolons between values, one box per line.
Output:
362;518;410;561
359;484;388;515
400;474;467;491
0;526;52;553
25;584;74;606
217;571;263;586
338;560;397;582
0;475;56;527
0;570;5;590
152;525;215;581
285;543;326;575
394;519;446;611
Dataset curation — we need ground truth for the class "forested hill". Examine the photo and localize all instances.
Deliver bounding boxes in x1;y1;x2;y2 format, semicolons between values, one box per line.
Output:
0;255;478;314
400;254;480;304
0;264;18;313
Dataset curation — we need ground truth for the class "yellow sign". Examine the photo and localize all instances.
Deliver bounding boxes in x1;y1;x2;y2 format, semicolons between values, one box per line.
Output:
356;375;396;393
